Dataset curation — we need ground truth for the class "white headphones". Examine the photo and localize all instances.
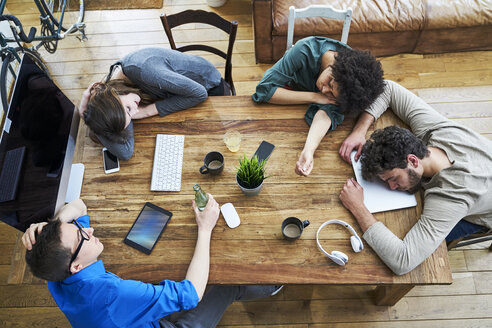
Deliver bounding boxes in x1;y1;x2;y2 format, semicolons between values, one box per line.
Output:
316;219;364;266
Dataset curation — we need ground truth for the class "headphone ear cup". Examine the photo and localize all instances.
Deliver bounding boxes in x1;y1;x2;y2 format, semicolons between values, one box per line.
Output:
350;236;363;252
331;251;348;265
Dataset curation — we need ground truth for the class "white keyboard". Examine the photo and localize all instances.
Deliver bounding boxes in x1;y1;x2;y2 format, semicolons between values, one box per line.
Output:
150;134;184;191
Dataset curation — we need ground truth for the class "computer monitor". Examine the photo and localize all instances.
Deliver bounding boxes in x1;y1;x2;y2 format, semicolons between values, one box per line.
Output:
0;54;79;231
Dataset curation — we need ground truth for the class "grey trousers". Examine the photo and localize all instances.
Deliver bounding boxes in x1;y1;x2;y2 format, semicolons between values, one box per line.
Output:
158;285;277;328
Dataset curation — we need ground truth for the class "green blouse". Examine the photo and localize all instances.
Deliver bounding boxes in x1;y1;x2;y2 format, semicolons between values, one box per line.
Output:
252;36;350;130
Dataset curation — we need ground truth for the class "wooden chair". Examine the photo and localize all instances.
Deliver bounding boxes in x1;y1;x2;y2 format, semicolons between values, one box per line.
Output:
160;10;238;96
286;5;353;51
447;229;492;251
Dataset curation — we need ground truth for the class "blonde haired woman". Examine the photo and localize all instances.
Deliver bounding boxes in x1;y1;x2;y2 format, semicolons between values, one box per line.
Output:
79;48;229;160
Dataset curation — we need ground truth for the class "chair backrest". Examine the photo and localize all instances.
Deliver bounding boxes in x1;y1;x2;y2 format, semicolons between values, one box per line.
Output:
286;5;353;51
160;10;238;95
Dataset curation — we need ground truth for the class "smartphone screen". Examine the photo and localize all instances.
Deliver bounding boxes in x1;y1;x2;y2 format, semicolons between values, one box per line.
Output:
103;148;119;172
253;141;275;162
123;203;172;254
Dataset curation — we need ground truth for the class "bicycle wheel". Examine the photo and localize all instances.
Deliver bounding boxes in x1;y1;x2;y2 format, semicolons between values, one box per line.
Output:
1;48;49;111
41;0;85;32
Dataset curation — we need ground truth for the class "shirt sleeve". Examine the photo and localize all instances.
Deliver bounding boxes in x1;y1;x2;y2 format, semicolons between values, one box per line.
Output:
76;215;90;228
365;81;451;139
95;122;134;161
252;42;308;103
139;58;208;116
108;279;199;327
363;193;469;275
304;103;344;130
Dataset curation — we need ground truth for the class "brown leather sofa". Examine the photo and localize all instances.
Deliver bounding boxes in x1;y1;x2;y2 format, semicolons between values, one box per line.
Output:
253;0;492;63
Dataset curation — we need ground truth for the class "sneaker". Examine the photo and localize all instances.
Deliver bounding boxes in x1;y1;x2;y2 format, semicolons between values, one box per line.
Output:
271;285;284;296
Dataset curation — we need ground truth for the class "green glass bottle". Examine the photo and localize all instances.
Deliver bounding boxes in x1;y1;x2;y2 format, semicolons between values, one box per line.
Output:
193;184;209;211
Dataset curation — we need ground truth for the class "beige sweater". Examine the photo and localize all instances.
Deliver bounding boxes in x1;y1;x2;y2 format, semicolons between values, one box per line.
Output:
363;80;492;275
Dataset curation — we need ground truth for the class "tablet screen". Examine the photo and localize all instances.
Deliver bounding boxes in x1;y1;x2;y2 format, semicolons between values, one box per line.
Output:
125;203;171;252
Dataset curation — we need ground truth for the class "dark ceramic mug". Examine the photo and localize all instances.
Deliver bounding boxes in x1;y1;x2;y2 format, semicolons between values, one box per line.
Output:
281;217;310;240
200;151;224;175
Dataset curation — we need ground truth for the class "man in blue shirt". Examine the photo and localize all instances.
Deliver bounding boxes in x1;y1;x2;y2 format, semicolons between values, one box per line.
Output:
22;198;278;327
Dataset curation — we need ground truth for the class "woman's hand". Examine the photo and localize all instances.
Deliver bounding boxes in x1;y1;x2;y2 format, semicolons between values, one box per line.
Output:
295;149;314;177
78;83;95;117
131;104;158;120
314;92;337;105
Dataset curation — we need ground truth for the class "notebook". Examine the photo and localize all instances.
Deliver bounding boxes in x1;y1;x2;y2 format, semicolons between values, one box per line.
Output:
350;151;417;213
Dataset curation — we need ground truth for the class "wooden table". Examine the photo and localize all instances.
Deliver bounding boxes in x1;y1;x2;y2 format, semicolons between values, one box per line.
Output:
79;96;452;306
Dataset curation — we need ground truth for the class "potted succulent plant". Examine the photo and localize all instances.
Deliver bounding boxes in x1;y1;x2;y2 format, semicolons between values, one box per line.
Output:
235;154;268;196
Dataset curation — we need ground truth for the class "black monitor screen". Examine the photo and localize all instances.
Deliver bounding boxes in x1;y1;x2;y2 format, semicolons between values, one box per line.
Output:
0;54;76;231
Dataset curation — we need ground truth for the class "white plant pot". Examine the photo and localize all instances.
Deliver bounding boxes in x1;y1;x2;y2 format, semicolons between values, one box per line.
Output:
207;0;227;7
236;175;263;196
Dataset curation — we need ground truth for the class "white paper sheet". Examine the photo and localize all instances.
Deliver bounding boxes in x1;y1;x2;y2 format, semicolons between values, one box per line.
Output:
351;151;417;213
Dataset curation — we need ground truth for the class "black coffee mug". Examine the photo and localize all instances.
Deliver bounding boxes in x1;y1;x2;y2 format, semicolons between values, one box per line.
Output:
281;217;310;240
200;151;224;175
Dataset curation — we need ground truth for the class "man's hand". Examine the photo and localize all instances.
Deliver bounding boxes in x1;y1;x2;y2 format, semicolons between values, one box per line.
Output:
339;178;365;213
22;222;48;250
339;178;377;233
295;149;314;177
187;194;220;301
193;194;220;233
339;131;366;164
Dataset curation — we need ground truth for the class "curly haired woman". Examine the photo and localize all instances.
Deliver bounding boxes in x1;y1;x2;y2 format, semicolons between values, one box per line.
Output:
252;37;385;176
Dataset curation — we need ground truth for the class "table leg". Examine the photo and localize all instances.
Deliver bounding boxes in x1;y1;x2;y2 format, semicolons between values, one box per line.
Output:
374;285;414;306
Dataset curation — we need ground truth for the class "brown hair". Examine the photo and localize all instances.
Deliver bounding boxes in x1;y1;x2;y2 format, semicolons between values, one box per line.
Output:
83;78;156;144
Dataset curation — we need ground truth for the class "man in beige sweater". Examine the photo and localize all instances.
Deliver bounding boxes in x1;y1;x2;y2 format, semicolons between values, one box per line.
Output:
338;80;492;275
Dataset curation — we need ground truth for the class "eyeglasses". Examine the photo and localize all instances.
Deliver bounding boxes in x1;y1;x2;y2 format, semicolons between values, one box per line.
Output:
69;220;90;267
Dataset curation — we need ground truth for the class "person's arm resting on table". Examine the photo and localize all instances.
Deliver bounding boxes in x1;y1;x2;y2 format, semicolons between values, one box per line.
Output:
252;42;332;105
363;195;470;275
139;58;208;117
340;178;469;275
340;80;454;163
269;87;334;105
296;110;332;176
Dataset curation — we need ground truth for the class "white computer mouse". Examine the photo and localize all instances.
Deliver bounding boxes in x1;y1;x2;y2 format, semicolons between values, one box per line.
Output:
220;202;241;228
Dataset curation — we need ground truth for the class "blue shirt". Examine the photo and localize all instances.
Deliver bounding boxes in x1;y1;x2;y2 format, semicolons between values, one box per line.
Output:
47;215;199;328
252;36;350;130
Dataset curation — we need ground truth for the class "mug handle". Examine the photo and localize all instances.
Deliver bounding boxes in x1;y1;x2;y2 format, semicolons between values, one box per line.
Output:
302;220;310;228
199;165;209;174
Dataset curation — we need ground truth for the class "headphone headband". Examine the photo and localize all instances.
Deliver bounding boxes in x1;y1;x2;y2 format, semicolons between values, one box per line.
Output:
316;219;364;266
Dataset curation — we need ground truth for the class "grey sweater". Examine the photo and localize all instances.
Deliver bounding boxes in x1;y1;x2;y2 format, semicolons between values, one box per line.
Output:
363;80;492;275
97;48;222;160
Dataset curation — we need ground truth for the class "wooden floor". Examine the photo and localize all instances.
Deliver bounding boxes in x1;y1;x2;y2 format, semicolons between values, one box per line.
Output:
1;0;492;327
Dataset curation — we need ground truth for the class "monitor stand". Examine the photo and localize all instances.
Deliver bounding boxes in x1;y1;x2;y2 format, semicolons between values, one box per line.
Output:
65;163;85;203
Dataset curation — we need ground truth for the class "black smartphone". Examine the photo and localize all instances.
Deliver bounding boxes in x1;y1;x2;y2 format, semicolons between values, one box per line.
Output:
123;202;172;255
102;148;119;174
253;141;275;162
